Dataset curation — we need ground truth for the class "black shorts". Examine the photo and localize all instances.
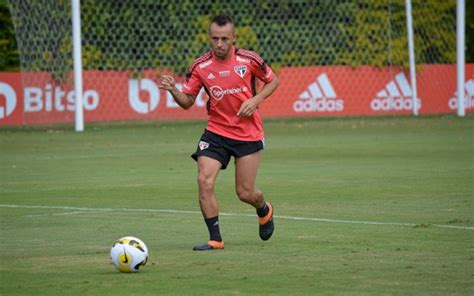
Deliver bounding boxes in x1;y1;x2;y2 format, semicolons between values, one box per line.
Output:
191;129;264;170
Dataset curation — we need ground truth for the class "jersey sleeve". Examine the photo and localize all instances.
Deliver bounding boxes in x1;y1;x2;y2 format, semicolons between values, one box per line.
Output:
250;55;275;84
182;67;202;96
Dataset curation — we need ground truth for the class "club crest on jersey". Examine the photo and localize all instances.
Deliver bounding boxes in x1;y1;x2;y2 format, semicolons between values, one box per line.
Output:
199;141;209;150
234;65;247;78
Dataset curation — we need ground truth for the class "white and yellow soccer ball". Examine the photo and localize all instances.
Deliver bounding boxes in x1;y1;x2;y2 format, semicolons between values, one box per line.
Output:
110;236;148;273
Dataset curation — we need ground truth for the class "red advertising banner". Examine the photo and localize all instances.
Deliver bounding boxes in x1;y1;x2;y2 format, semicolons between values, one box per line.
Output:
1;64;473;126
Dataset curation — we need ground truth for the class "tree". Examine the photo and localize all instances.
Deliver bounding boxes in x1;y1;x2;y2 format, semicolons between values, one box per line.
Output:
0;0;19;71
1;0;472;73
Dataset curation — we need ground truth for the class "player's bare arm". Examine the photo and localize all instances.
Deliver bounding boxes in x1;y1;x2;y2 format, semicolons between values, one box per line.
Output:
159;75;196;110
237;75;280;117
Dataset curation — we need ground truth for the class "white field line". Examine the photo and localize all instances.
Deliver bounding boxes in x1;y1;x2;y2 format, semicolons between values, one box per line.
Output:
1;204;473;231
25;211;92;218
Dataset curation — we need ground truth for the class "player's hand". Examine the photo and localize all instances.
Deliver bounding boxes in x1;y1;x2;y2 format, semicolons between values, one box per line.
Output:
237;98;259;117
159;75;176;91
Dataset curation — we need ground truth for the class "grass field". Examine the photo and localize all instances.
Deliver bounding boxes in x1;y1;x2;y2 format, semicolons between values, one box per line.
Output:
0;116;473;295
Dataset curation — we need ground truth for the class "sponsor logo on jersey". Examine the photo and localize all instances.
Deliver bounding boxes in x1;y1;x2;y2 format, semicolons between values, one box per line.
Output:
199;60;212;69
293;73;344;112
219;71;230;77
207;73;215;80
209;85;248;100
236;56;250;64
234;65;247;78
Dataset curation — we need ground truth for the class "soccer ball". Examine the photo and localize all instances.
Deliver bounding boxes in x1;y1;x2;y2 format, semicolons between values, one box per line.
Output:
110;236;148;273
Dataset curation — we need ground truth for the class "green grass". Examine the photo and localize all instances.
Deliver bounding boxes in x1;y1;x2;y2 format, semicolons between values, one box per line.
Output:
1;116;473;295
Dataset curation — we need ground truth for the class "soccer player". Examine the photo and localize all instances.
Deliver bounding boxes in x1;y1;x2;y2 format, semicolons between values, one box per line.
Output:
159;13;280;251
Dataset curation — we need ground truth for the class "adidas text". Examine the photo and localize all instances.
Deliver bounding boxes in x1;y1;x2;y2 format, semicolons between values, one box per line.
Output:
293;98;344;112
448;79;474;110
370;97;421;111
448;96;474;110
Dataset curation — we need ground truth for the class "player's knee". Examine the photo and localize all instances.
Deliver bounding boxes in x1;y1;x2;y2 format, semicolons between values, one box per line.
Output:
236;186;253;203
197;174;214;192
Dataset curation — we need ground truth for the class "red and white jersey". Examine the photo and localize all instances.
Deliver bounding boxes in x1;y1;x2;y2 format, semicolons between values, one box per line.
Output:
182;47;275;141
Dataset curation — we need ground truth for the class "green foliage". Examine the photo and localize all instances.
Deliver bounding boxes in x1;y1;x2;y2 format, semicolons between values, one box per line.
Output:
467;0;474;62
5;0;72;79
2;0;469;73
0;0;19;71
412;0;456;64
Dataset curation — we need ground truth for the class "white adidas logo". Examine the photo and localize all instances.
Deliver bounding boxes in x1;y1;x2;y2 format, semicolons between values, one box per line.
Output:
448;78;474;110
371;72;421;112
293;73;344;112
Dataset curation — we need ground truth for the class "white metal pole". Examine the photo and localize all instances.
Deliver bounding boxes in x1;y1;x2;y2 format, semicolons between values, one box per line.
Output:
456;0;465;117
72;0;84;131
405;0;418;116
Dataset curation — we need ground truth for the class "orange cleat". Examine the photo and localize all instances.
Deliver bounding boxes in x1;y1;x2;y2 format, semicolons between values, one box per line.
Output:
193;240;224;251
258;202;274;241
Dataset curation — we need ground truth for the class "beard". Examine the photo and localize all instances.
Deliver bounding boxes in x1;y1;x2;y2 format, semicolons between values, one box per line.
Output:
213;47;229;59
